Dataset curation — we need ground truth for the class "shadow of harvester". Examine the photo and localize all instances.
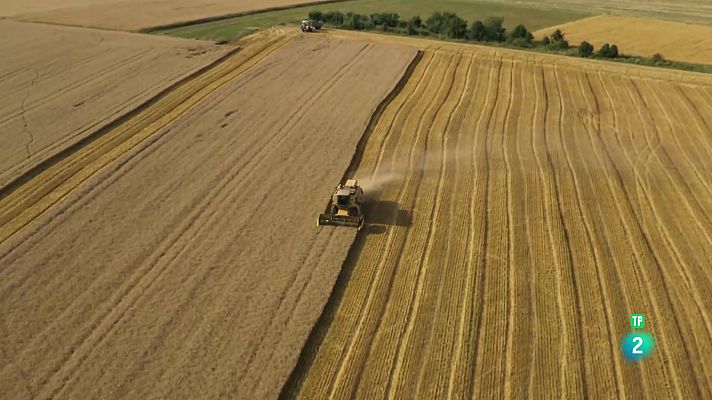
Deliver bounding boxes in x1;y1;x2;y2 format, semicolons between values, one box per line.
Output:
364;200;411;234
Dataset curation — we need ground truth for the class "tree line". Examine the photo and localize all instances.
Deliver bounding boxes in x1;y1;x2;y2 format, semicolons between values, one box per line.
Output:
307;10;621;59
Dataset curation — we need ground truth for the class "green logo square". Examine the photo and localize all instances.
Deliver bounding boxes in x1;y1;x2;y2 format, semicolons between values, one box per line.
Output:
631;314;645;329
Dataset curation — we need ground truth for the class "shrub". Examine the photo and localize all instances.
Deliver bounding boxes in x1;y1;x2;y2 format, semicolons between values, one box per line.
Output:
510;37;534;48
469;20;486;41
652;53;666;63
578;41;594;57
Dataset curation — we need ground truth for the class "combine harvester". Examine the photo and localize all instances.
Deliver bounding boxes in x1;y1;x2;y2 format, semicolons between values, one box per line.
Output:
300;20;321;32
318;179;365;230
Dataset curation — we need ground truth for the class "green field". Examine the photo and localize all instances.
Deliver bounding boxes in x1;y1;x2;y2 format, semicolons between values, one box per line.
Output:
156;0;591;42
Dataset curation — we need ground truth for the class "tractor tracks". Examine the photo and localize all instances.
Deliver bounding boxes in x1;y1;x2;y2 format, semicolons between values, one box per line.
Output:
0;30;294;247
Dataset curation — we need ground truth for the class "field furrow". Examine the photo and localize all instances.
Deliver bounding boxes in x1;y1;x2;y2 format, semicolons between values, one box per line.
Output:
286;30;712;399
0;33;417;399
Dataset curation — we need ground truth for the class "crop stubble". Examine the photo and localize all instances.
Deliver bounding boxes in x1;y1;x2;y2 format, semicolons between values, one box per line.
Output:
0;33;417;399
535;15;712;66
285;32;712;399
0;19;228;191
5;0;333;31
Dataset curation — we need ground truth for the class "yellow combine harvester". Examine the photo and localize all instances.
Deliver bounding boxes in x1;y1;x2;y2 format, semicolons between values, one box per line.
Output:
318;179;365;230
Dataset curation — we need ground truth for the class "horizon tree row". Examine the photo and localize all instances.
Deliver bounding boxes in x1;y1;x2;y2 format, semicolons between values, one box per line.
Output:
307;10;620;58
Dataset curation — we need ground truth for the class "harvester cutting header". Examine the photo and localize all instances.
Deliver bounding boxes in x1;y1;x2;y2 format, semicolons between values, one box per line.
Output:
318;179;365;230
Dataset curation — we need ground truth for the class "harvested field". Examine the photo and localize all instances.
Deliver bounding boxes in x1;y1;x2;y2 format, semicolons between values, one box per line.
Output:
488;0;712;25
0;32;417;399
536;15;712;65
0;19;228;191
9;0;335;31
285;31;712;399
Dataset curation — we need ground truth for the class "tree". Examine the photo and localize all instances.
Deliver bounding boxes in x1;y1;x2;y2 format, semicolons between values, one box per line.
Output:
370;12;400;27
547;29;569;50
469;20;486;41
343;12;365;30
609;44;619;58
551;29;565;42
542;36;551;46
323;11;343;25
483;16;506;42
442;12;467;39
407;15;422;35
308;10;323;22
578;41;594;57
598;43;610;57
510;25;528;40
425;11;445;34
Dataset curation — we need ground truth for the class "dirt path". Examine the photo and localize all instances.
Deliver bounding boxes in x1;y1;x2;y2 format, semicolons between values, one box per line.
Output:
284;32;712;399
0;33;417;399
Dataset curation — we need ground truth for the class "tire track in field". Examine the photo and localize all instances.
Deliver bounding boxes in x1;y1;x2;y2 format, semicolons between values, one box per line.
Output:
555;68;623;397
346;51;456;399
389;52;466;396
0;33;291;302
525;63;544;399
502;59;519;400
468;58;502;399
619;79;711;398
627;79;712;251
505;60;536;399
221;43;384;386
540;65;586;398
564;70;624;398
0;30;294;394
674;86;712;162
639;83;712;303
470;56;516;398
341;53;445;395
350;52;460;400
420;54;479;399
597;74;687;399
447;57;496;400
318;52;447;400
642;81;712;204
412;54;473;398
0;50;153;124
599;74;679;398
283;51;437;399
0;32;292;246
551;67;591;398
35;37;370;400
